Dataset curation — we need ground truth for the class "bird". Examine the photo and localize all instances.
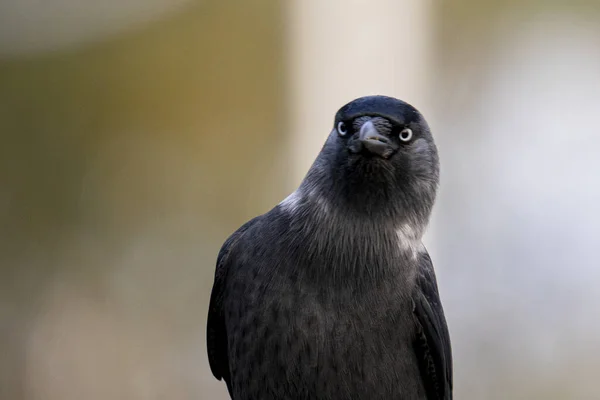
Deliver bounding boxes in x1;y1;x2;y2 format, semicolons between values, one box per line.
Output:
206;95;452;399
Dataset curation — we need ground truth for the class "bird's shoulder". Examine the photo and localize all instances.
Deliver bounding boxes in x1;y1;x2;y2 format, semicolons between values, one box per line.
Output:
412;250;453;399
214;206;287;269
206;214;263;386
206;207;288;384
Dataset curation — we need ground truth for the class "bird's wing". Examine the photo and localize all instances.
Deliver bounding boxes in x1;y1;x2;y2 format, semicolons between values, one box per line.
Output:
206;218;258;395
412;251;453;400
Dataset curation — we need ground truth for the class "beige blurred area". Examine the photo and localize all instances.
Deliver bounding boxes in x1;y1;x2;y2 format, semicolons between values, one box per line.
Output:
0;1;285;399
2;0;600;399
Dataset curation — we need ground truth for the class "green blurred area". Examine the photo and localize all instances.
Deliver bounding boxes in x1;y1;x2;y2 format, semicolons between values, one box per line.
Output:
0;2;284;399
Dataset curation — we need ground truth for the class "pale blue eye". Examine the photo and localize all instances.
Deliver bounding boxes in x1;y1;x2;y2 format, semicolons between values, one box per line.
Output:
399;128;413;142
337;121;348;136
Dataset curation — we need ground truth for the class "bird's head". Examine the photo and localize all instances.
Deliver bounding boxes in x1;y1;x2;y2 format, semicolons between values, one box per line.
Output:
299;95;439;232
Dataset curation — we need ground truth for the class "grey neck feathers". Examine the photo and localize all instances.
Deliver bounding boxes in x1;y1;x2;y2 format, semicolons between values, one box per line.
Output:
278;180;427;286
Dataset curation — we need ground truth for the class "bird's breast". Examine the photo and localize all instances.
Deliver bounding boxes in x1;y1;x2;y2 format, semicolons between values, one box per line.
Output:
225;265;425;399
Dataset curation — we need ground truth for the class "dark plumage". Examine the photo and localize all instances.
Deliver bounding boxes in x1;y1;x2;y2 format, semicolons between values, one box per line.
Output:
207;95;453;399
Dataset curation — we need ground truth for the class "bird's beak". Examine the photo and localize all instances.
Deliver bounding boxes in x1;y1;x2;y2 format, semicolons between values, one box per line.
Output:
354;120;396;159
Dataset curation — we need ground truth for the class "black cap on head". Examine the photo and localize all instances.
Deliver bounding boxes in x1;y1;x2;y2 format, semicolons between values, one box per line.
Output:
335;95;422;128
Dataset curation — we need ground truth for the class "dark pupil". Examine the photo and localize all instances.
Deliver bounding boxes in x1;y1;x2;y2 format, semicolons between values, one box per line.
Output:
402;131;409;139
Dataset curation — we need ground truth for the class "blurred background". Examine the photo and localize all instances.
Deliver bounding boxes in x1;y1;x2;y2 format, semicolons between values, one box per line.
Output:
1;0;599;399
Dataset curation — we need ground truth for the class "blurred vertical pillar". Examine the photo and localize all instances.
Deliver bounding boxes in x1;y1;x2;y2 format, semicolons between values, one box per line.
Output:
285;0;437;241
286;0;433;182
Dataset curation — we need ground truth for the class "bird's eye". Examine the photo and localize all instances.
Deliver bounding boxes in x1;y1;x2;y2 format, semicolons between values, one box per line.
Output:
399;128;413;142
337;121;348;136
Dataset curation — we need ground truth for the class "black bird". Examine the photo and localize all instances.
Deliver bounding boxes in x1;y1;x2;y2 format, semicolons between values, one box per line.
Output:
207;95;452;399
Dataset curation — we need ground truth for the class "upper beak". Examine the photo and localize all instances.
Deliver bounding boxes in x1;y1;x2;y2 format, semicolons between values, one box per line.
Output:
355;120;396;159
